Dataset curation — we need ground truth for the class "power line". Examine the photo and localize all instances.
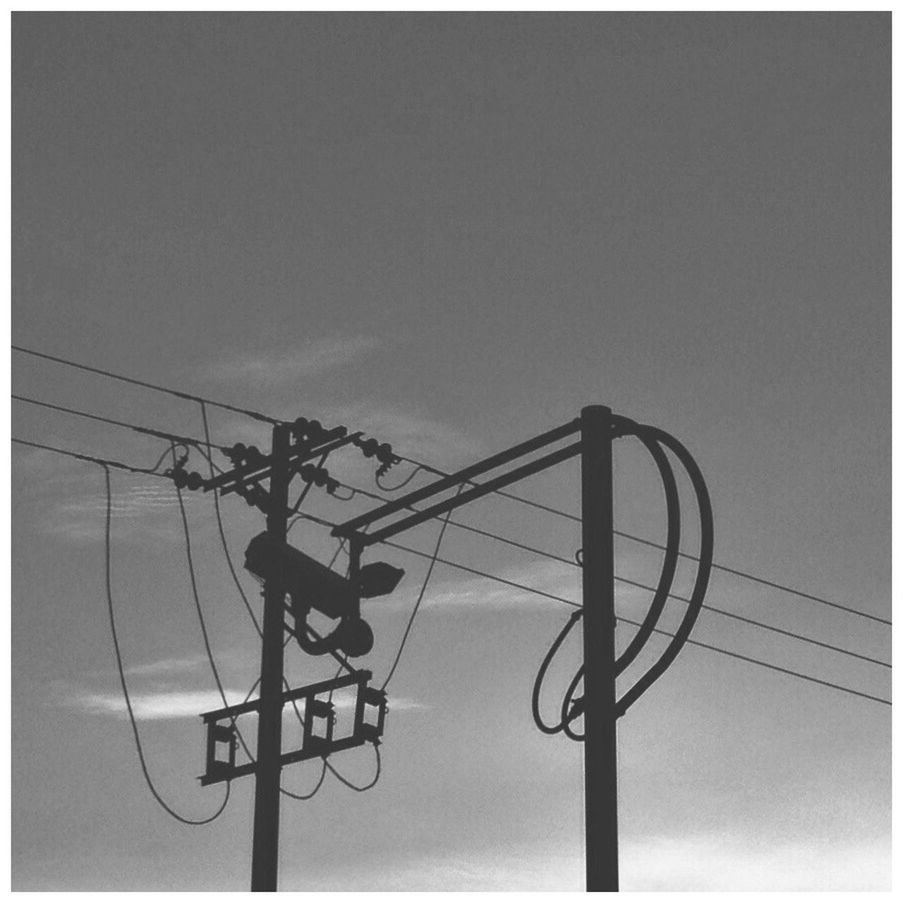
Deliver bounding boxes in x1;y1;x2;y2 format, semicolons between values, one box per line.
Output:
12;344;278;424
13;351;885;626
618;613;891;708
380;487;462;691
336;530;889;707
395;456;891;627
17;437;889;711
13;393;227;451
101;464;231;824
15;435;889;677
336;481;890;669
614;573;889;669
199;401;263;638
324;743;382;792
12;436;171;475
172;448;256;765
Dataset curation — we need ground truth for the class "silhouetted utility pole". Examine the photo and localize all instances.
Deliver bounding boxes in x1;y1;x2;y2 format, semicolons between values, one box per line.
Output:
581;405;618;891
179;404;712;895
251;422;291;892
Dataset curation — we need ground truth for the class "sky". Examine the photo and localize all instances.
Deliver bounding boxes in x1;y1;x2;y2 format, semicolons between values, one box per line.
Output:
9;10;892;893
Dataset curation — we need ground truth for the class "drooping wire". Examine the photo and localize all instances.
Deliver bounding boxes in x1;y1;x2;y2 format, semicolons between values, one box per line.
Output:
198;402;262;638
282;663;344;801
12;344;277;424
376;462;423;491
282;754;329;801
279;671;328;802
324;742;382;792
380;487;465;691
171;445;256;764
101;465;230;824
12;352;885;626
15;436;890;709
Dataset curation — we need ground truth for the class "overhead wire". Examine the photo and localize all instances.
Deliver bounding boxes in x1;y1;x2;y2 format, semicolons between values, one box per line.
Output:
324;743;382;792
618;612;891;707
332;480;890;669
101;464;231;824
289;515;890;707
12;434;890;707
12;393;226;451
395;456;891;627
12;353;886;626
13;436;172;475
171;444;257;765
12;344;278;424
380;487;463;691
198;402;263;638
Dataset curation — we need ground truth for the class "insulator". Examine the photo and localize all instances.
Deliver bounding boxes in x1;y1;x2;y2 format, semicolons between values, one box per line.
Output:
360;438;379;458
186;472;204;491
376;443;394;463
228;442;247;462
293;417;309;437
172;469;189;489
246;445;263;464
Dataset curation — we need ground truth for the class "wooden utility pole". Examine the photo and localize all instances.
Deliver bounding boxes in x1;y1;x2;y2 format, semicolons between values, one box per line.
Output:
251;422;292;891
581;405;619;891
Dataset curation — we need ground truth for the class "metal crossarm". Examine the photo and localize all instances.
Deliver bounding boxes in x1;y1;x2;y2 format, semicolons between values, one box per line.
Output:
208;431;359;495
332;418;581;541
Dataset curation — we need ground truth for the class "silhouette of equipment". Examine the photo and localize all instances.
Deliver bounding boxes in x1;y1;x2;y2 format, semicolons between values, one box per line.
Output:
532;417;713;737
168;403;711;893
333;406;713;893
244;531;404;658
200;670;388;785
165;415;404;892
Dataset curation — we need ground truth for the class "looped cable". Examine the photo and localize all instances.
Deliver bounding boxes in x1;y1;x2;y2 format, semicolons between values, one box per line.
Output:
538;412;713;736
531;609;583;734
613;422;713;717
611;422;682;676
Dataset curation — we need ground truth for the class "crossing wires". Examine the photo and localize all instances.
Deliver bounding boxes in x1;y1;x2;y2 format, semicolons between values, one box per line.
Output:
12;347;891;714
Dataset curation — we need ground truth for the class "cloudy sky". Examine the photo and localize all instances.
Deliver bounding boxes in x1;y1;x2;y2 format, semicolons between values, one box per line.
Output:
10;11;890;892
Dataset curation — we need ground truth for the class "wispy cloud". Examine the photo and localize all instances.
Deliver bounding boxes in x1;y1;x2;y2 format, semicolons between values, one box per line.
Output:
35;479;209;544
199;336;383;386
122;655;209;677
65;688;249;721
421;559;581;610
59;685;426;721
